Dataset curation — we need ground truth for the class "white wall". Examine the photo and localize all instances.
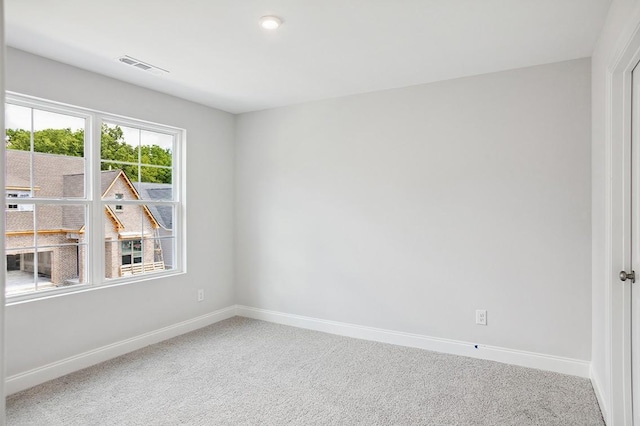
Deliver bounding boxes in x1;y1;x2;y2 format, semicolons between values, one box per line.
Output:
591;0;640;423
4;48;235;377
235;59;592;360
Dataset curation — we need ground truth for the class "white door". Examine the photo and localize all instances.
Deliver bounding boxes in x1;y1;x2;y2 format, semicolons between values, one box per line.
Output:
631;62;640;425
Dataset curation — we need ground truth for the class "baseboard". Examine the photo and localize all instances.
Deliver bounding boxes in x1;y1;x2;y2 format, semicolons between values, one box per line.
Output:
5;305;237;396
6;305;592;397
236;305;591;378
590;365;609;425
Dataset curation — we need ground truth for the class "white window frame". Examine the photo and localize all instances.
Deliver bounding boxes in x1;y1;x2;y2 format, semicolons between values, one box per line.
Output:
4;93;185;303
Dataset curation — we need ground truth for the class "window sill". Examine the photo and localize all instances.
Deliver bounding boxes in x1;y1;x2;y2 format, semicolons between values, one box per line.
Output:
5;269;186;306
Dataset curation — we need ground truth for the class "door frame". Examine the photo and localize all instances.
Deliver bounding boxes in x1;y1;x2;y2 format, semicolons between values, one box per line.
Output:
632;59;640;426
606;10;640;425
0;0;6;418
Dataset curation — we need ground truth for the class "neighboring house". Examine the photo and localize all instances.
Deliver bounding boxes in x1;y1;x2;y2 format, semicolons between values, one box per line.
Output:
100;169;164;278
5;150;164;291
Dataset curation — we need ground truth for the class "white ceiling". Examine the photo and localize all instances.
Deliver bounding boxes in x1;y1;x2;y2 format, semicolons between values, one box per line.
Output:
5;0;611;114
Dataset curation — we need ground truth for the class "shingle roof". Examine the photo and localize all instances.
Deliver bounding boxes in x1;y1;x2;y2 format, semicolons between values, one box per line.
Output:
6;175;31;189
100;170;123;196
63;173;84;198
133;182;173;230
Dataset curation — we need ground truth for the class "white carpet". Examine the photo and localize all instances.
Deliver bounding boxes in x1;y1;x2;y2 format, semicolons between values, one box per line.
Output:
6;317;604;425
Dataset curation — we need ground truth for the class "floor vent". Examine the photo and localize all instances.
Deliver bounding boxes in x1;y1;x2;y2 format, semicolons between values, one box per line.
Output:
117;55;169;75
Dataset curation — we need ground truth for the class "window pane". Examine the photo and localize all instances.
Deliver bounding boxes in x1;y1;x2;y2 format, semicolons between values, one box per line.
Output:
104;240;118;279
58;244;87;286
136;167;173;201
104;202;165;279
101;123;139;163
102;169;139;207
5;203;36;295
6;248;36;296
5;197;88;296
100;163;139;190
36;204;86;233
105;238;165;278
5;104;32;153
140;165;172;185
32;110;86;198
5;149;32;201
32;109;85;156
5;245;87;296
140;130;172;167
145;204;173;233
5;106;86;199
151;238;175;270
5;205;35;248
37;245;86;287
33;151;86;199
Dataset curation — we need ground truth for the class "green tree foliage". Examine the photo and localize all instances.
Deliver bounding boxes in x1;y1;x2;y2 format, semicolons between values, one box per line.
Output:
6;128;85;157
5;125;172;183
99;124;138;182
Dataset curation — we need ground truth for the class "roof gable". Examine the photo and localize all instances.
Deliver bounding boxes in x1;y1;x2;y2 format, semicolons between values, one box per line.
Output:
101;169;161;231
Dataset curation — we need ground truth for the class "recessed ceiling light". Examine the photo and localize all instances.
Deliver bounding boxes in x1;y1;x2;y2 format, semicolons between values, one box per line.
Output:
260;16;282;30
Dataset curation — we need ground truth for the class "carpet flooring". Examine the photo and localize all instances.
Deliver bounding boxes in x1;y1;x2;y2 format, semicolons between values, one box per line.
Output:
6;317;604;425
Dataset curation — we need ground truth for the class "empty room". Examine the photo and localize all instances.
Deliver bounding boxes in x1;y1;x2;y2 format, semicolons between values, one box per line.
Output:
1;0;639;425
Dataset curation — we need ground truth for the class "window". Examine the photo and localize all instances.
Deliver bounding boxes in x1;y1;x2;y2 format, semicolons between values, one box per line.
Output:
115;193;123;211
6;191;33;211
121;240;142;265
6;193;18;210
4;94;183;300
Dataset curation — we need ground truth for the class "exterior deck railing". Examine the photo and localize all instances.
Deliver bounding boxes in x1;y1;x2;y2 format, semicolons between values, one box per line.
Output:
120;261;165;276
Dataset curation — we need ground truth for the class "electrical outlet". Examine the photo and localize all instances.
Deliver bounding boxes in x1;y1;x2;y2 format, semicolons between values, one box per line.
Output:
476;309;487;325
197;289;204;302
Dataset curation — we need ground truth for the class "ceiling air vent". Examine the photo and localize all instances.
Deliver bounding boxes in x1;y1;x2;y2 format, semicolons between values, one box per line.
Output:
116;55;169;76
